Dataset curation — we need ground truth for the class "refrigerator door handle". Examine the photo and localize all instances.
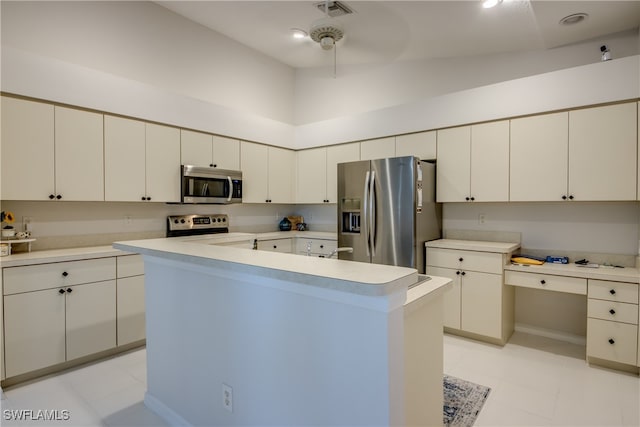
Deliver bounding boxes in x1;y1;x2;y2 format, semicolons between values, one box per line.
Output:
370;170;376;257
363;170;371;257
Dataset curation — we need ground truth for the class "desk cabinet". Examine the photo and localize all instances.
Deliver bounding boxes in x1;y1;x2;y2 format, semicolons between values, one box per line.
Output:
587;279;638;367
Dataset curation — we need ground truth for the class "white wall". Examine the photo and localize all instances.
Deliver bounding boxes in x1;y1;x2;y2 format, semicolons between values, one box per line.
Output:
294;30;640;125
444;202;640;255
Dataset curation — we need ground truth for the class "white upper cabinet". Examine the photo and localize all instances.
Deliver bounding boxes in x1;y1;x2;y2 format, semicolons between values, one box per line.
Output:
297;143;361;204
268;146;295;203
1;97;54;200
0;97;104;202
181;130;240;170
436;126;471;202
241;141;269;203
470;121;510;202
437;122;509;202
326;143;360;203
510;112;569;202
105;116;180;202
146;123;181;202
395;131;437;160
297;147;327;204
638;102;639;202
105;116;146;202
242;142;294;203
55;106;104;201
360;137;395;160
568;103;637;201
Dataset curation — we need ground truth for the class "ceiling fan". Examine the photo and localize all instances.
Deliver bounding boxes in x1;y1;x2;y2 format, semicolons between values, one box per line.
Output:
308;0;349;77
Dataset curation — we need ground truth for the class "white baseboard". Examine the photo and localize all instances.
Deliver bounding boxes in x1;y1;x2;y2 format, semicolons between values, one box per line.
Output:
144;392;193;427
515;323;586;346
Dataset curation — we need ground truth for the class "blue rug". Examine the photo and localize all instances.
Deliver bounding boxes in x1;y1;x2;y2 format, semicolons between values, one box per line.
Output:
443;375;491;427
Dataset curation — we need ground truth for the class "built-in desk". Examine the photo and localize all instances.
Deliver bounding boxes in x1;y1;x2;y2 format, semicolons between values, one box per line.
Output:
505;262;639;373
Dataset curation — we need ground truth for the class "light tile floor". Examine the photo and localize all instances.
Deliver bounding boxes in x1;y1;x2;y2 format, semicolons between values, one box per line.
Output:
1;332;638;426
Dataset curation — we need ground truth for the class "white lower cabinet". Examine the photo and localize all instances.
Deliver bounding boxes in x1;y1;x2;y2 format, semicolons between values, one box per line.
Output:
257;238;293;253
295;238;337;257
587;279;639;367
426;244;515;344
1;255;148;381
117;255;145;346
4;276;116;378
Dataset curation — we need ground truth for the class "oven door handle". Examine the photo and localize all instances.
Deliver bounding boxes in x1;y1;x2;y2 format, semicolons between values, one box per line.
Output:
227;176;233;202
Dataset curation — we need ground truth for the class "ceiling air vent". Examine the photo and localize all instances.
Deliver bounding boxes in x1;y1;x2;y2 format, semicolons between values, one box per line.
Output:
313;1;354;17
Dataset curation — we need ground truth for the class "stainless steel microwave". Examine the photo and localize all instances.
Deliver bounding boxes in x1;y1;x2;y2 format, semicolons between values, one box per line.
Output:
181;165;242;204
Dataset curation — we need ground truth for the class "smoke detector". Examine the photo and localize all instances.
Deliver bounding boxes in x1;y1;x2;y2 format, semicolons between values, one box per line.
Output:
313;1;353;17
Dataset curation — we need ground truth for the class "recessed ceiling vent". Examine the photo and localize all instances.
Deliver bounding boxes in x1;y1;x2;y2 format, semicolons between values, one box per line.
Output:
313;1;353;17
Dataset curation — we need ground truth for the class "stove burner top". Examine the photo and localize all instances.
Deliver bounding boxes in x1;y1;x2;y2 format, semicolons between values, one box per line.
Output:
167;214;229;238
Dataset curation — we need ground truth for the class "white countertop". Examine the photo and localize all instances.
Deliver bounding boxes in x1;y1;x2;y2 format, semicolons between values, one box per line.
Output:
114;237;418;297
0;231;338;268
426;239;520;254
505;262;640;284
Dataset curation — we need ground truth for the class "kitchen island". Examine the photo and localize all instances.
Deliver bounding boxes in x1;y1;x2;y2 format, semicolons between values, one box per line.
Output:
113;238;451;426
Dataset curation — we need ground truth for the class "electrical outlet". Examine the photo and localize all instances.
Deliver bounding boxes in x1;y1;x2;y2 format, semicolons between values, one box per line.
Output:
23;217;33;232
478;214;486;224
222;383;233;412
124;216;133;225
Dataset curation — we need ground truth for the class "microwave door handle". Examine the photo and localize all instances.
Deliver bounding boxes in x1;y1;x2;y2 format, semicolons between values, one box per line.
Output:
227;177;233;202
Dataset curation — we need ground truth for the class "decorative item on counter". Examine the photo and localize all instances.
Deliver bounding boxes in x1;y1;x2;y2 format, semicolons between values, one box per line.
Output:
575;258;599;268
545;256;569;264
1;210;15;237
296;222;307;231
510;254;545;266
278;217;292;231
0;243;8;256
287;215;304;230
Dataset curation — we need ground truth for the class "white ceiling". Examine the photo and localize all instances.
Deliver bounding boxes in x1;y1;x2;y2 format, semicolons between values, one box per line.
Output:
156;1;640;69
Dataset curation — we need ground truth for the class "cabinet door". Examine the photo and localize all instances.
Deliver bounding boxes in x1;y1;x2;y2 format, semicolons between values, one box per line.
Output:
436;126;471;202
181;130;212;167
1;97;54;200
510;112;568;201
297;147;327;203
4;288;66;377
268;147;295;203
637;102;639;202
569;103;637;201
146;123;181;202
461;271;502;338
425;266;461;329
326;142;360;203
104;116;146;201
395;131;436;160
471;121;509;202
117;275;146;346
240;141;269;203
66;280;117;360
212;135;240;170
55;106;104;201
360;137;395;160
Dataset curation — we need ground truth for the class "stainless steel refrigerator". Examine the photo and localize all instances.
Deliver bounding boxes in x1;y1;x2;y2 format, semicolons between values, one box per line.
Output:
337;156;441;273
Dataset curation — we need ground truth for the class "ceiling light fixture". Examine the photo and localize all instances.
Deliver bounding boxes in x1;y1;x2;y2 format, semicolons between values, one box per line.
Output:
559;13;589;25
482;0;502;9
291;28;308;39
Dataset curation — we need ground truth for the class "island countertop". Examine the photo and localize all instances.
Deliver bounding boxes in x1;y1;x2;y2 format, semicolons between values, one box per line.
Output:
114;237;422;297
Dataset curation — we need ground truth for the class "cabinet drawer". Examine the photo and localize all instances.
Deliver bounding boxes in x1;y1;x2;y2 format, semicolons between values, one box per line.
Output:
587;318;638;366
296;238;337;256
504;271;586;295
426;248;503;274
588;299;638;324
588;280;638;304
117;254;144;278
257;238;293;253
3;257;116;295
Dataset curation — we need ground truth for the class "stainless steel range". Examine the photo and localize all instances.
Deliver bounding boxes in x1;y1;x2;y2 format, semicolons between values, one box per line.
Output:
166;214;229;238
